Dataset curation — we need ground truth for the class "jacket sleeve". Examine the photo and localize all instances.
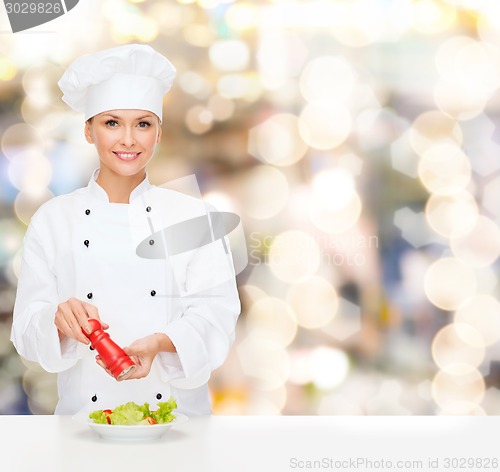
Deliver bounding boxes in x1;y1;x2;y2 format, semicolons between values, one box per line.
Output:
160;236;241;389
10;222;79;373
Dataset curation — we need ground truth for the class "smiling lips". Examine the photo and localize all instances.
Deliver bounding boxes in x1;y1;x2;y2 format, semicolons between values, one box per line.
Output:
113;151;140;161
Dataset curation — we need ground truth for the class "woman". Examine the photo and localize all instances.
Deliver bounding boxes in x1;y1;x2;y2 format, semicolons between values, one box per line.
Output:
10;44;241;416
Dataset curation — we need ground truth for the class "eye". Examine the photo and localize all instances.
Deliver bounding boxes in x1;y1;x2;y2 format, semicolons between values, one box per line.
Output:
138;121;151;128
105;120;118;127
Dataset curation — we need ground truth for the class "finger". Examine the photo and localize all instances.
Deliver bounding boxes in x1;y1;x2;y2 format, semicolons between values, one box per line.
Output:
55;315;74;341
83;303;110;330
123;344;147;357
83;301;99;319
124;364;146;380
67;314;91;344
69;299;94;335
117;366;136;381
59;304;90;344
123;346;140;357
124;355;151;380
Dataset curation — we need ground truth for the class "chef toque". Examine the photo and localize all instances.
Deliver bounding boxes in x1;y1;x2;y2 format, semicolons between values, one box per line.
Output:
58;43;176;121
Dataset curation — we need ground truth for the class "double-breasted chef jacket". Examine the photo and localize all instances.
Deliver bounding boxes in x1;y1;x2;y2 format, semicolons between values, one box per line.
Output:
11;169;241;416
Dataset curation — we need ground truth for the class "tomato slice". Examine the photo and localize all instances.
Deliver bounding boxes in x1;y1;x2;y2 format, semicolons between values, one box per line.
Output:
103;409;112;425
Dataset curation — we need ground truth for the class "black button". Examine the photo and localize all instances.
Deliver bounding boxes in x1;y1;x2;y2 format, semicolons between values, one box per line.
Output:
150;290;156;297
149;239;155;245
85;209;91;215
146;206;151;212
89;345;94;351
91;395;97;402
156;393;162;400
87;293;93;299
84;240;90;247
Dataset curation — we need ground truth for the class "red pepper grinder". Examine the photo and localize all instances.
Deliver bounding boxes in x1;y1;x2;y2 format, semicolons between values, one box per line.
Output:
82;319;136;380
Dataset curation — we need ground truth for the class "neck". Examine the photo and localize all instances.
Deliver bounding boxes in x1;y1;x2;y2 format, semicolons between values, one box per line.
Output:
96;170;146;204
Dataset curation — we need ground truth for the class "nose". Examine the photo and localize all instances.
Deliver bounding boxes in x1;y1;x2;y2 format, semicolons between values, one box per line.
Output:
120;126;136;147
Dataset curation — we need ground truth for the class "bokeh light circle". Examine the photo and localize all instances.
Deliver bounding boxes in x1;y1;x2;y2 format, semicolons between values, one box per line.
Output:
286;276;339;329
309;191;362;234
450;216;500;267
225;2;259;31
14;190;54;226
311;168;356;212
454;294;500;347
1;123;43;161
237;335;291;391
299;102;351;150
209;39;250;72
8;151;52;194
332;0;385;47
243;165;289;219
268;230;321;283
431;323;485;375
418;142;471;195
434;79;488;121
424;257;477;310
253;113;309;166
477;4;500;47
436;36;500;96
245;297;297;347
207;94;235;122
411;0;457;35
299;56;355;103
309;347;349;390
425;191;478;238
185;105;214;134
432;368;485;410
409;110;462;157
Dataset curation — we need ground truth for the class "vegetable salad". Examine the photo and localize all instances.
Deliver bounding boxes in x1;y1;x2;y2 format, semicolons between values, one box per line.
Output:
89;397;177;425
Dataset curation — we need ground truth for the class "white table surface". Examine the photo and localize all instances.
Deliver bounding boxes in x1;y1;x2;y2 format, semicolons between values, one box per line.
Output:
1;415;499;472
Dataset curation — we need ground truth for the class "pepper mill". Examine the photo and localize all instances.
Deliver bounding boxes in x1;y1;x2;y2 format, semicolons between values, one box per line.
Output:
82;319;136;380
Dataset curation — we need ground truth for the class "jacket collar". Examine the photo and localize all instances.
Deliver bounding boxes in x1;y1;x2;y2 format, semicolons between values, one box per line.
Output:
87;168;153;203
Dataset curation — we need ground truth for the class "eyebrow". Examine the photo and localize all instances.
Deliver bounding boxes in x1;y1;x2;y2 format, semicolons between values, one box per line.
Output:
102;114;154;121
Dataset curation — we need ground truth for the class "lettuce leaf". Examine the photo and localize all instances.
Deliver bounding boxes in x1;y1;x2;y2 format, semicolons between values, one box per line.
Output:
111;402;148;425
88;409;108;425
152;397;177;424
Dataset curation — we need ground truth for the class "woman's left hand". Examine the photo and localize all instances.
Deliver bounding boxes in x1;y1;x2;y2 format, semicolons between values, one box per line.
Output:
95;333;175;380
121;335;162;379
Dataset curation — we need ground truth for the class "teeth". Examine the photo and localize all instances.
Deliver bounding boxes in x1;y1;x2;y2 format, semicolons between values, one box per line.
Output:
116;153;138;159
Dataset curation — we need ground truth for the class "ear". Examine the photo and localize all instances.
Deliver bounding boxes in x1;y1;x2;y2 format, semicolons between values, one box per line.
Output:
84;120;94;144
156;120;162;144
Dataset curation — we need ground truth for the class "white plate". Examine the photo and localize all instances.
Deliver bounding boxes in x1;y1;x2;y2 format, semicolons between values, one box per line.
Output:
73;411;188;441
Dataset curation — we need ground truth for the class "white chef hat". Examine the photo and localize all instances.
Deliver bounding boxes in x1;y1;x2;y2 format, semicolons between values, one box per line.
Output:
58;44;176;121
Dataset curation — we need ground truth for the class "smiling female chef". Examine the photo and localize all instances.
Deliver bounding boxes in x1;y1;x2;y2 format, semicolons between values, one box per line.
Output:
10;44;241;416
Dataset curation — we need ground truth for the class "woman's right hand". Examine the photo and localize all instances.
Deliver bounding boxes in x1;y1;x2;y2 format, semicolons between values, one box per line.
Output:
55;297;109;345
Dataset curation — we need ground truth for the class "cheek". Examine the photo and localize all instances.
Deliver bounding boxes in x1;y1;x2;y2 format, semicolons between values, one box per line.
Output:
93;132;114;149
142;132;160;150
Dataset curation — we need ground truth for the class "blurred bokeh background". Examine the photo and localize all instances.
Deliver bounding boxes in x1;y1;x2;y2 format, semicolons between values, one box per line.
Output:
1;0;500;415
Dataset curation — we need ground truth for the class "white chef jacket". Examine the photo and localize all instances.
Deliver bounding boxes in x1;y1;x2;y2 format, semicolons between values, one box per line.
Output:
10;169;241;416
